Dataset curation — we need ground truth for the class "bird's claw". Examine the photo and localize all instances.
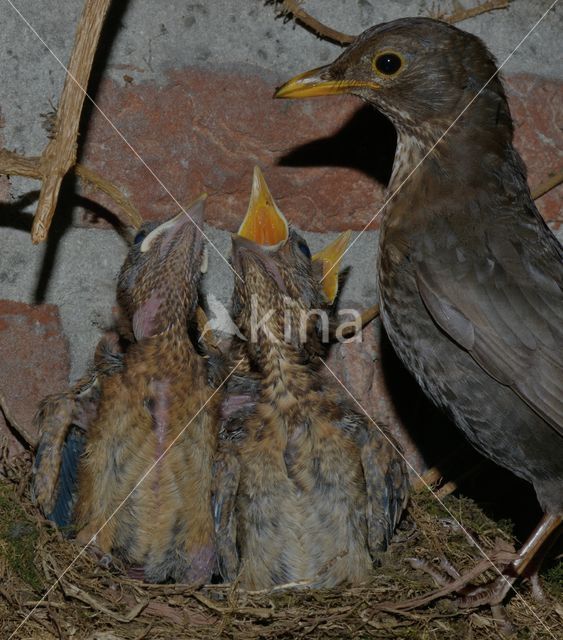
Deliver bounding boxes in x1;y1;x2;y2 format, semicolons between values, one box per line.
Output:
407;556;460;588
408;554;524;609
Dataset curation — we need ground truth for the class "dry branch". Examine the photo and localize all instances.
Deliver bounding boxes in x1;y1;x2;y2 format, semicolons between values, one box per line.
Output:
0;149;142;229
531;169;563;201
437;1;510;25
277;0;355;45
275;1;510;47
31;0;112;243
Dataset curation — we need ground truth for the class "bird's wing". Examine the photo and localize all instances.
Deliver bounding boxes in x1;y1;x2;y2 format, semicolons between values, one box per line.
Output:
46;426;85;529
32;390;87;527
212;446;240;581
415;220;563;435
338;411;408;560
32;340;124;524
360;426;408;560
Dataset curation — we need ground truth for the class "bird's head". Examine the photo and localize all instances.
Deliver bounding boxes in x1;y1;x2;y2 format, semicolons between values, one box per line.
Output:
117;196;208;341
275;17;510;138
231;167;350;357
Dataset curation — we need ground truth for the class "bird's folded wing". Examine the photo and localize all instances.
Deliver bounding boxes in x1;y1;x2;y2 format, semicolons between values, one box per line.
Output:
32;391;89;528
46;426;85;529
212;448;240;581
337;410;409;559
416;233;563;435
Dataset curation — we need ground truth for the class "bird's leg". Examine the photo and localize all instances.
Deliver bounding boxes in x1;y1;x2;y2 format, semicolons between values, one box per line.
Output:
456;513;562;607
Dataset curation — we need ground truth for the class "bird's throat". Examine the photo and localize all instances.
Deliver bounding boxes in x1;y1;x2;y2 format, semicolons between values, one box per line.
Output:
387;125;437;193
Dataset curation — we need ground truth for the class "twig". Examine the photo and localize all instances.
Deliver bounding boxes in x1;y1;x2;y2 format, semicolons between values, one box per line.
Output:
276;0;355;45
75;164;143;228
192;591;274;620
275;1;510;47
0;149;142;229
60;578;148;622
437;1;510;25
531;169;563;201
340;303;380;339
0;387;37;449
31;0;112;243
435;460;487;499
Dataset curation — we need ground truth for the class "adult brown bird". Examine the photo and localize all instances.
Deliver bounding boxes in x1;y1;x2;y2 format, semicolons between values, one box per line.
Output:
275;17;563;605
213;167;408;589
62;197;219;584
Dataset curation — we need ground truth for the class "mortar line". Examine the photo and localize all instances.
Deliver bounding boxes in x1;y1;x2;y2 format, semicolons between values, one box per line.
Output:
4;0;242;281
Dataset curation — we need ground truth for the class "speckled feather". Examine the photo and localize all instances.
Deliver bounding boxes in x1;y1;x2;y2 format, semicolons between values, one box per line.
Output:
213;230;408;589
50;203;219;584
299;18;563;514
32;331;126;526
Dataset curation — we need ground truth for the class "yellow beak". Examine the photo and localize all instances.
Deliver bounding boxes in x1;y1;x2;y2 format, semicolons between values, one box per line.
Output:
237;167;289;246
313;230;352;303
274;66;374;99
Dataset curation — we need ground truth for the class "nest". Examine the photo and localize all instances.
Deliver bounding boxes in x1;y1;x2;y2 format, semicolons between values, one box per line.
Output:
1;448;561;640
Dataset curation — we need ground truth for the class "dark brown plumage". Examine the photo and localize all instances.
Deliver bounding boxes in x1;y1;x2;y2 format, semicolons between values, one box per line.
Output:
275;17;563;604
213;168;408;589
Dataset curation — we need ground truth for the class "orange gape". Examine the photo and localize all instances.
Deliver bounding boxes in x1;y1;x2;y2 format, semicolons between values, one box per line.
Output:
237;168;289;246
214;169;408;589
36;197;220;585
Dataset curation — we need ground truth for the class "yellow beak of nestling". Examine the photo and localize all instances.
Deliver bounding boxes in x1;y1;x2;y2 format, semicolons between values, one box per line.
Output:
237;166;289;246
313;230;352;303
274;66;378;99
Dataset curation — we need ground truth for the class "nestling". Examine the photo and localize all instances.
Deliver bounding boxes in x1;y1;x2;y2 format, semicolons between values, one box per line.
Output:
213;167;408;589
71;197;219;584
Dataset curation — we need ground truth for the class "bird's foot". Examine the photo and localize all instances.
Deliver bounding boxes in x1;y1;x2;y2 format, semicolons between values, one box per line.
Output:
408;545;535;609
456;574;515;608
408;556;461;587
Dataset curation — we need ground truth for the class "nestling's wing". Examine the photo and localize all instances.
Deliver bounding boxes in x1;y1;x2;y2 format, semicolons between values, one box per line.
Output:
212;447;240;582
45;426;85;528
416;214;563;435
32;393;79;518
361;426;409;559
339;411;408;560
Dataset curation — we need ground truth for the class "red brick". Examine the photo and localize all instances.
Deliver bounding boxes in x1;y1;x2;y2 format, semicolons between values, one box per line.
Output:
326;318;428;475
0;300;70;459
506;74;562;229
77;69;561;232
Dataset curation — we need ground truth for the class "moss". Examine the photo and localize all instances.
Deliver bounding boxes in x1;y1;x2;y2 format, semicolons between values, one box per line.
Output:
0;482;43;591
542;558;563;598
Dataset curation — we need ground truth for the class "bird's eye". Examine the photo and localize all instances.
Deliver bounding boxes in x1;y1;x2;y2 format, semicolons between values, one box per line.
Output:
374;52;403;76
297;240;311;259
134;230;146;245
